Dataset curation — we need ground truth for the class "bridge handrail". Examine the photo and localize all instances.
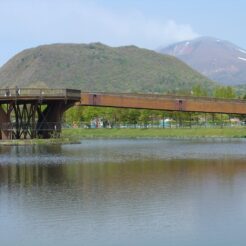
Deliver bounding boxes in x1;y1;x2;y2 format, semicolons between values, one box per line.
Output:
0;88;81;99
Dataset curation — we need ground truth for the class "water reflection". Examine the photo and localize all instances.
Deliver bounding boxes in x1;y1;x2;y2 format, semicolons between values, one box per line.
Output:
1;158;246;188
1;139;246;246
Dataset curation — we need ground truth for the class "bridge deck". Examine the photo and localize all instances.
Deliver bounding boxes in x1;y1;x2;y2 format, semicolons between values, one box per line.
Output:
1;88;246;114
0;88;81;103
80;92;246;115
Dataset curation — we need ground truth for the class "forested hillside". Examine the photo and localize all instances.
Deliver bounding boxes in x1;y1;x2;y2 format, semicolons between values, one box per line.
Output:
0;43;216;94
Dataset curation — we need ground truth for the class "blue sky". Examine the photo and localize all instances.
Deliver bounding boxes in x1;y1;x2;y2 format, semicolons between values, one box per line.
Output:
0;0;245;66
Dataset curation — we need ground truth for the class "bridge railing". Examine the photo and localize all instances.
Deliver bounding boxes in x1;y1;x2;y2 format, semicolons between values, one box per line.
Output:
0;88;81;99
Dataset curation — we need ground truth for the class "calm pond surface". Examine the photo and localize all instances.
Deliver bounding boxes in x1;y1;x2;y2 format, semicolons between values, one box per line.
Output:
1;138;246;246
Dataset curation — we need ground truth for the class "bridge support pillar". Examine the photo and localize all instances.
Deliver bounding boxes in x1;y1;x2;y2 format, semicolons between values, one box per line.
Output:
0;101;73;140
37;102;70;139
0;105;11;140
0;88;81;140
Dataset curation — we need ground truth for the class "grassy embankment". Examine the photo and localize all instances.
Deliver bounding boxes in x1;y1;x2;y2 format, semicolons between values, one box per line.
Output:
62;127;246;139
2;128;245;146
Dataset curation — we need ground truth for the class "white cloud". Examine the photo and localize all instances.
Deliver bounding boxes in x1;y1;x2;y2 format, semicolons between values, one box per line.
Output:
0;0;199;64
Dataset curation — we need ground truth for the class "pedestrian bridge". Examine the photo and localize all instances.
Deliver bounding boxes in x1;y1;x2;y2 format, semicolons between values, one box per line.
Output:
80;92;246;114
1;88;246;140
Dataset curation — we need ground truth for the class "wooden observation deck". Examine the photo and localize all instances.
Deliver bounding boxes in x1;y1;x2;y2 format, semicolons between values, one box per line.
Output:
0;88;81;140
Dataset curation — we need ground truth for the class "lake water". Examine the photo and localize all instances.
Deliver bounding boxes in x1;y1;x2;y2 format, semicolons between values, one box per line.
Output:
1;138;246;246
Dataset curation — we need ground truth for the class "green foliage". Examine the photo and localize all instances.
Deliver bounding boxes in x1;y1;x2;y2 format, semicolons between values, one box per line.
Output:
213;86;236;99
192;84;208;96
139;110;151;126
65;106;171;127
64;106;84;123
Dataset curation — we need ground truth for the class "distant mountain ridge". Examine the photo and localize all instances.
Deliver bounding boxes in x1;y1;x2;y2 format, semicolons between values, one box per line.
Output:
159;37;246;86
0;43;216;93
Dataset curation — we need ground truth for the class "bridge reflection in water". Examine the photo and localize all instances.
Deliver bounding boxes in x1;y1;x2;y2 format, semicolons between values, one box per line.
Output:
1;88;246;139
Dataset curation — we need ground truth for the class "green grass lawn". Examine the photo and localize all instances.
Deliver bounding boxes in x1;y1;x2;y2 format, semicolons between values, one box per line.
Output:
62;127;246;139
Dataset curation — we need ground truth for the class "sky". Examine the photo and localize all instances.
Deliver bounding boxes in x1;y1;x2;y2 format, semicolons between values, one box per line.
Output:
0;0;246;66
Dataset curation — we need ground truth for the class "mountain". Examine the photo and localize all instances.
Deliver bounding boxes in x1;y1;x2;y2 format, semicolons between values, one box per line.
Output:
159;37;246;86
0;43;216;93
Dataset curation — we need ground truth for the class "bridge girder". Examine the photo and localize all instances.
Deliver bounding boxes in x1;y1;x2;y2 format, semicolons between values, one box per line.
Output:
79;93;246;115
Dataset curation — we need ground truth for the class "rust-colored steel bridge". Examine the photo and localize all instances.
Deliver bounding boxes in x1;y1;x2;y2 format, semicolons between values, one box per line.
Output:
1;88;246;140
80;92;246;114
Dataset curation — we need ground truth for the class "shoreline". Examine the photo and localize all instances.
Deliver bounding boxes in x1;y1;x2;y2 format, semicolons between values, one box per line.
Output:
0;138;80;146
1;127;246;145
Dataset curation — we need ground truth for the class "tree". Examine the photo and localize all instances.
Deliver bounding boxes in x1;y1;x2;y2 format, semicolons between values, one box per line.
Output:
213;86;236;99
192;84;208;97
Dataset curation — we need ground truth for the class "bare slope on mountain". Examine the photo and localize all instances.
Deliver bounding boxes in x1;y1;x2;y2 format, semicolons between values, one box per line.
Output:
0;43;216;93
160;37;246;86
